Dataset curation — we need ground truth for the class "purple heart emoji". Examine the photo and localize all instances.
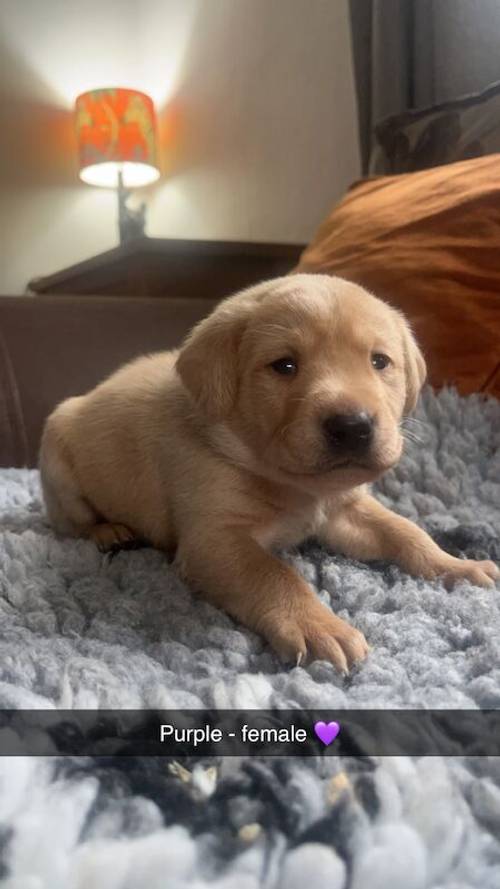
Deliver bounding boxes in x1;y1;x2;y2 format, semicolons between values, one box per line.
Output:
314;721;340;746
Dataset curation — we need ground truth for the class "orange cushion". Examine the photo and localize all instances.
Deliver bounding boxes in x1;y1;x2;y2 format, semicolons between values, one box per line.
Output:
296;155;500;397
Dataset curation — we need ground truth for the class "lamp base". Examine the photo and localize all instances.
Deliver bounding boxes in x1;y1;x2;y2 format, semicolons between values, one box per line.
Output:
117;170;147;244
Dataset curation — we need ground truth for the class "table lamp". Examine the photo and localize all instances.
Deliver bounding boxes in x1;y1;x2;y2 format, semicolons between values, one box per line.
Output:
75;87;160;244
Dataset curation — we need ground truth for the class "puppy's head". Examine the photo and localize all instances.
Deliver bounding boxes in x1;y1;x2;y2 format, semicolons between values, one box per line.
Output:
176;274;426;490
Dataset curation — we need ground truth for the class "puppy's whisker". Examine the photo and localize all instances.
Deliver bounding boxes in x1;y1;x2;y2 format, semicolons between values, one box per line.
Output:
401;418;427;432
400;418;428;445
401;430;424;445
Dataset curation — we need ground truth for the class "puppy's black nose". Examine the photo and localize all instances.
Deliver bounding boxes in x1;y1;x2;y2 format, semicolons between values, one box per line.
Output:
323;411;374;454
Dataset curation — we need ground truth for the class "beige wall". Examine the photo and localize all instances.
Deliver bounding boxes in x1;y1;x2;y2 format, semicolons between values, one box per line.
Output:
0;0;360;294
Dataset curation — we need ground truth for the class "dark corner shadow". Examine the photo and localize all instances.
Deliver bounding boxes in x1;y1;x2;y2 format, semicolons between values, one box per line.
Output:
0;32;80;189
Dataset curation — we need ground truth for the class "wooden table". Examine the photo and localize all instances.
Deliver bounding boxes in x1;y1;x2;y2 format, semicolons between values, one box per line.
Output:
28;236;304;301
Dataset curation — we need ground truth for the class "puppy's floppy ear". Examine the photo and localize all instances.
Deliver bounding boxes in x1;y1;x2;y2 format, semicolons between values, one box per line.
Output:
176;302;249;420
399;315;427;414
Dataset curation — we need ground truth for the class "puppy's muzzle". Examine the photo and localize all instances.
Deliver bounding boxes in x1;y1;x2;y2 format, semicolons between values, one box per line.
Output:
322;411;374;457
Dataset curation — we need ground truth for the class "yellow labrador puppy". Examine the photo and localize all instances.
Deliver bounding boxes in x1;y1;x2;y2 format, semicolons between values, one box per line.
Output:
40;275;498;672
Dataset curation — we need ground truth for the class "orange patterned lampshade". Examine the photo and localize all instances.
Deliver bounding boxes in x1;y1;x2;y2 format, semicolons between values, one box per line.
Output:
75;87;160;188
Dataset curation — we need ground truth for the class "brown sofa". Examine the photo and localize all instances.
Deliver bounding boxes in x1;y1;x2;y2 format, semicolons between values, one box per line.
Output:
0;295;216;468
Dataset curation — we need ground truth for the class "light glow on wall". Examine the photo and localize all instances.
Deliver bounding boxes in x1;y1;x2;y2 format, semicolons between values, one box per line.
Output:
0;0;199;109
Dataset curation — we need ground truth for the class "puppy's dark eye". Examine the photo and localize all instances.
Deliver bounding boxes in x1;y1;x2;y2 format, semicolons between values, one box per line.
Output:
270;357;298;376
371;352;391;371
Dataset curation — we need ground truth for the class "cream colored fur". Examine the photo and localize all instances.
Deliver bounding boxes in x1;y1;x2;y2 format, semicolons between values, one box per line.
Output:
40;275;498;671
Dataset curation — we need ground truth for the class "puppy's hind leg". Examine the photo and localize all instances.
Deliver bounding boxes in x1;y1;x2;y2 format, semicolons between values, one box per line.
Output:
39;425;97;539
40;414;140;553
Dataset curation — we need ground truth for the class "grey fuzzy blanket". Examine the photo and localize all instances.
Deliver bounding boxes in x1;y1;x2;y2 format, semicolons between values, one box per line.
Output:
0;388;499;888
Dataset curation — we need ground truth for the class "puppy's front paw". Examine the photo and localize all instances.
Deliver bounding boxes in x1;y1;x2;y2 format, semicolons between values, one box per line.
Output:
261;601;369;673
441;558;499;590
